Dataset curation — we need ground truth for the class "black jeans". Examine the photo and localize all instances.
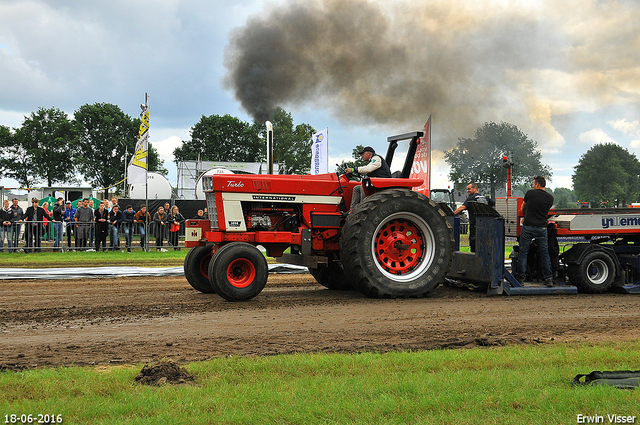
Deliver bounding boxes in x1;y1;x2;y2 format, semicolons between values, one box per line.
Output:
25;223;43;252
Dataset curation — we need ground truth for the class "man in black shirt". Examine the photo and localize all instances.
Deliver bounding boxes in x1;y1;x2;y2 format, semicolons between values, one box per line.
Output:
514;175;555;286
454;183;495;252
24;198;53;253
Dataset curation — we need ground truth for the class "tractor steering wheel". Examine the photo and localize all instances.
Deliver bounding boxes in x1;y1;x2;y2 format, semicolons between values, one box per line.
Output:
336;164;361;181
344;169;361;181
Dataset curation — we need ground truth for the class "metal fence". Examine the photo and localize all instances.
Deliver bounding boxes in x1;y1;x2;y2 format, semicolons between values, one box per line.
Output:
1;220;590;255
0;220;493;253
0;220;185;253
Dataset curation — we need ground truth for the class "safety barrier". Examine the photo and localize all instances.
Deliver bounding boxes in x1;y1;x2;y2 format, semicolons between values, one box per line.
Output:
0;220;185;253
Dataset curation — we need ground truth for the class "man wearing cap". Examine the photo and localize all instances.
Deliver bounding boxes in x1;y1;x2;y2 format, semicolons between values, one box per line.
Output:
344;146;392;210
23;197;53;253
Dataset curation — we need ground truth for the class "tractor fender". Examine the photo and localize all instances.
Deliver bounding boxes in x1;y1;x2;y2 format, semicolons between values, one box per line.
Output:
561;243;624;284
362;177;423;197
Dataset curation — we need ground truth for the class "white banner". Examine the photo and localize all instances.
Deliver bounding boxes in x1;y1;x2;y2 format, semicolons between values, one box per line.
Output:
128;98;149;185
310;128;328;175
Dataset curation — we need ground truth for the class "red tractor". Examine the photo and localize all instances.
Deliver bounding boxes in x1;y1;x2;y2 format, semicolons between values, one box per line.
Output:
184;131;454;301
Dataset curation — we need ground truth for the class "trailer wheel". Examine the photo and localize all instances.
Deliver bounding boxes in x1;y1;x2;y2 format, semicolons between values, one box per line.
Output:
340;189;453;298
567;251;615;294
184;246;216;293
309;261;353;290
208;242;268;301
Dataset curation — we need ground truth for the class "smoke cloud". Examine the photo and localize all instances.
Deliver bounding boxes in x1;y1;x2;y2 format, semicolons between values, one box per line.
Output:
224;0;640;150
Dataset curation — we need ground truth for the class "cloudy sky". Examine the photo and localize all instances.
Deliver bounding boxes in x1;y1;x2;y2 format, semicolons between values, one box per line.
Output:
1;0;639;193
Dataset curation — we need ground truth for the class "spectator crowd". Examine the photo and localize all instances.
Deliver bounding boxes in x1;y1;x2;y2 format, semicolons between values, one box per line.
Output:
0;197;192;253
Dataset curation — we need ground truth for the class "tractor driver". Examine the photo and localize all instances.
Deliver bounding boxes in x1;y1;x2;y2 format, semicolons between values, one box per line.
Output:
345;146;391;210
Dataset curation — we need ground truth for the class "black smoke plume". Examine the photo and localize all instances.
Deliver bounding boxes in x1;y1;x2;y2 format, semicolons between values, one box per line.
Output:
223;0;637;147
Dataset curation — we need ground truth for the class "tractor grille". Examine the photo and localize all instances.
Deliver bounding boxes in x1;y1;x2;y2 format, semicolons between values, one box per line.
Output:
202;175;213;191
206;192;218;229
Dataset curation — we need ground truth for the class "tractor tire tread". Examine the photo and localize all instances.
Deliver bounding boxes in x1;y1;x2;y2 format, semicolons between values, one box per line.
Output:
340;188;453;298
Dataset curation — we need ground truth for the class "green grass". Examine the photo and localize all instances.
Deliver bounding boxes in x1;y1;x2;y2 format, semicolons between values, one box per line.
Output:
1;342;639;424
1;236;637;423
0;246;285;268
0;250;189;268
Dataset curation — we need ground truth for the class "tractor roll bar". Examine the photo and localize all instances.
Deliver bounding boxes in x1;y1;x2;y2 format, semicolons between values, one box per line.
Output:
385;131;423;179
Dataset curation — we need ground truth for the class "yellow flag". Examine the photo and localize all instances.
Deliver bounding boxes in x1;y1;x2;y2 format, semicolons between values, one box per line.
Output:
128;97;149;185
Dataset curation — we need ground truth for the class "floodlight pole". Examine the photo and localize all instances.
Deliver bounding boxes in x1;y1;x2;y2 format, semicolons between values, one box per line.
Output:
124;144;128;197
143;93;149;252
119;140;128;198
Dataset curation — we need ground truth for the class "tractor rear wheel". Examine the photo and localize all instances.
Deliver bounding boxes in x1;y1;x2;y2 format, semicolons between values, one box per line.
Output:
184;246;216;293
309;261;353;290
208;242;268;301
567;251;615;293
340;189;453;298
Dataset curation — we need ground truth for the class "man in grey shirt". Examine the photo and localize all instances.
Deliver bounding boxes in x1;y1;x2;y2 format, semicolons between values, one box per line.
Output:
74;198;94;250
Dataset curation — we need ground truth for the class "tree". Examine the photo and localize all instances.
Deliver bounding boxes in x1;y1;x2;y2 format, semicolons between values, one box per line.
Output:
0;125;14;180
444;122;552;198
13;107;77;187
0;124;35;188
551;187;577;209
511;183;531;198
335;145;368;178
573;143;640;207
174;108;315;174
147;143;168;176
257;107;316;175
74;103;138;199
173;114;262;163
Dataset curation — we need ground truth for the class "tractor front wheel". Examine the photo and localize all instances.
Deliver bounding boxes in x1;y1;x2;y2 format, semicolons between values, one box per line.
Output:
208;242;268;301
184;246;216;293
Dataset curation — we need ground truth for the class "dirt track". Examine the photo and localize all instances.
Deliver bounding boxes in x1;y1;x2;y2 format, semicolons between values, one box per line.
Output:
1;274;640;369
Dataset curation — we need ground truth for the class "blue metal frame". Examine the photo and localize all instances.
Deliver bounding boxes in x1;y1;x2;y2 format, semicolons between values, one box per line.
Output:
447;203;579;295
444;200;640;295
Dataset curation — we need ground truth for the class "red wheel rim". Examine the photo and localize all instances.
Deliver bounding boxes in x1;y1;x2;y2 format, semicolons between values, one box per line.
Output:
226;258;256;288
374;218;424;275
